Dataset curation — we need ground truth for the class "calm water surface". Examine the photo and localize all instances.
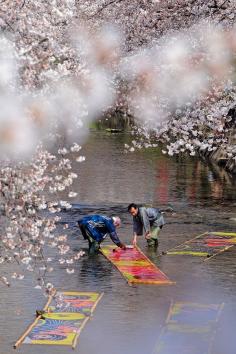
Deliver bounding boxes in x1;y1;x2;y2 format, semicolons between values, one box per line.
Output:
1;131;236;354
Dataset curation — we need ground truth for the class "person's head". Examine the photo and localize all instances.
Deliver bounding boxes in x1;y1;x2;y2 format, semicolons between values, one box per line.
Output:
127;203;138;216
112;216;121;228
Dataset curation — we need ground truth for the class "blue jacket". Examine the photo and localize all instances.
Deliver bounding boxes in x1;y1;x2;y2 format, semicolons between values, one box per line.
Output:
133;207;164;235
78;215;122;245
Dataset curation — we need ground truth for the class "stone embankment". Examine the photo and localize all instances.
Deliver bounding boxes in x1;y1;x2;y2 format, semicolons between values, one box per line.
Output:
199;126;236;176
200;108;236;175
102;108;236;175
209;134;236;175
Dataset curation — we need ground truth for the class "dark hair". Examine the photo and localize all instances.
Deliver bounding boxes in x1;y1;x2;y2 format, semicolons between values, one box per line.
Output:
127;203;138;212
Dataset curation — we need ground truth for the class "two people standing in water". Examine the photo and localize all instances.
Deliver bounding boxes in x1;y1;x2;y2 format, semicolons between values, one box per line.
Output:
78;203;164;254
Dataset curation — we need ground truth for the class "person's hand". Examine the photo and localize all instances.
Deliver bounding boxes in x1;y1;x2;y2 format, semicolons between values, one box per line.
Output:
145;233;151;240
120;243;126;250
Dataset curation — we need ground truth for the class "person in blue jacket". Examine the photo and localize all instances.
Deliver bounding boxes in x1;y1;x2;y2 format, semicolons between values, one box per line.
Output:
78;214;126;254
128;203;165;247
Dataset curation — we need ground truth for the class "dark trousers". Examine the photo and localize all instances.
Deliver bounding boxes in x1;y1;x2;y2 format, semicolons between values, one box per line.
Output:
79;224;100;255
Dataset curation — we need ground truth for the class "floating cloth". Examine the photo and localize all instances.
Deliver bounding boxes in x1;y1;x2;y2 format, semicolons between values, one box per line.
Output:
165;232;236;260
153;302;224;354
14;291;103;349
100;245;173;285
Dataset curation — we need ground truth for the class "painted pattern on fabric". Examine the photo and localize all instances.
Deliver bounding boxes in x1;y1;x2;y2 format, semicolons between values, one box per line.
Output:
22;292;102;347
166;232;236;259
154;302;224;354
101;245;173;285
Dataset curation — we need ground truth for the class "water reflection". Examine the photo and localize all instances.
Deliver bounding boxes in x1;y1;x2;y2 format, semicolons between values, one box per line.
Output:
155;156;236;207
79;252;114;286
73;132;236;207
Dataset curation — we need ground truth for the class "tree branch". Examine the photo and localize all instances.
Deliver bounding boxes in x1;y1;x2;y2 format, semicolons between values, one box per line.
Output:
87;0;126;19
212;0;229;12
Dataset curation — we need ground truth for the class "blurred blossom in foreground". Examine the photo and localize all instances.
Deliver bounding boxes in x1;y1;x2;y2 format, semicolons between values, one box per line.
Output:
0;36;17;88
72;23;122;69
121;21;236;126
52;72;114;142
0;23;121;158
0;37;38;158
0;96;38;158
1;21;236;158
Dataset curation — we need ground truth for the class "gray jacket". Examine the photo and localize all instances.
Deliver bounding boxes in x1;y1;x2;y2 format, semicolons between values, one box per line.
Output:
133;207;164;235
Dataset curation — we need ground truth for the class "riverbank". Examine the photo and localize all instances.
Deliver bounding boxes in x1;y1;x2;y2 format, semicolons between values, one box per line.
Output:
199;126;236;175
96;112;236;177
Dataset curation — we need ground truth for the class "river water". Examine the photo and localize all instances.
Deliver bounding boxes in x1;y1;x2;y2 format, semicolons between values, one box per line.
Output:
1;131;236;354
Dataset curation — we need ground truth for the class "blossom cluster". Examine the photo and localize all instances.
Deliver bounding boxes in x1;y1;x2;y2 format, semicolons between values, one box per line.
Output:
0;144;86;292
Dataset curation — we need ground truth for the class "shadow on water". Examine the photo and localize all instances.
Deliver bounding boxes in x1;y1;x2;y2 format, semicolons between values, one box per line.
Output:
1;131;236;354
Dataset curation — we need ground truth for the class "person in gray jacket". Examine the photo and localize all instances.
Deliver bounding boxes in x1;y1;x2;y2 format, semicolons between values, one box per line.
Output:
128;203;165;247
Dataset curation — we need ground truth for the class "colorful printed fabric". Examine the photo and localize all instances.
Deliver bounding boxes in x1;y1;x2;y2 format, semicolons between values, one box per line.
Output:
22;291;102;347
100;245;173;285
166;232;236;259
154;302;224;354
